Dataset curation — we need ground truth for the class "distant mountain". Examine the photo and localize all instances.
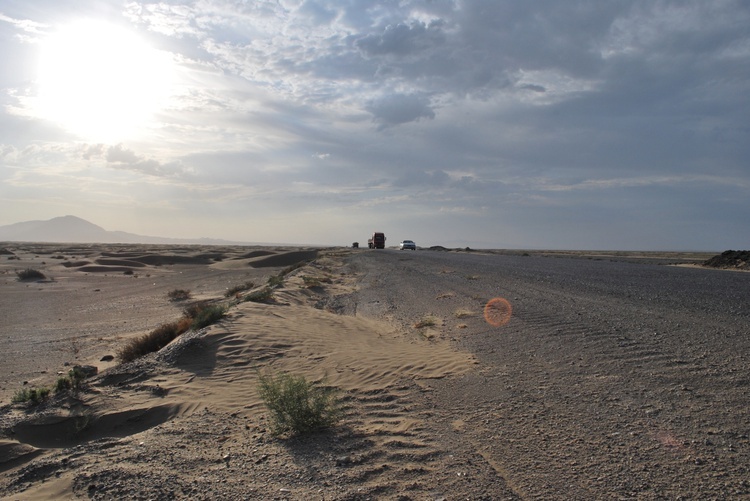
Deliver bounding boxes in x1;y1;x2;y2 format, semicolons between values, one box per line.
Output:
0;215;248;245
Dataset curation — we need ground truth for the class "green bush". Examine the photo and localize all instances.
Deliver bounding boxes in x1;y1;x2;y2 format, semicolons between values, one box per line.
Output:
258;372;343;436
54;367;88;392
190;303;227;330
55;376;74;392
16;268;46;281
12;387;51;404
267;274;284;287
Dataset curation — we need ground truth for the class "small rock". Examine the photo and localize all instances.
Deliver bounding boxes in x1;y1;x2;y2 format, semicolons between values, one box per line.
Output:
100;355;115;362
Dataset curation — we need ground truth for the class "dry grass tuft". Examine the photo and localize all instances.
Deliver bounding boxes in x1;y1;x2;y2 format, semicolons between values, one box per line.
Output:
414;315;439;329
168;289;191;301
454;308;474;319
118;303;225;363
16;268;46;281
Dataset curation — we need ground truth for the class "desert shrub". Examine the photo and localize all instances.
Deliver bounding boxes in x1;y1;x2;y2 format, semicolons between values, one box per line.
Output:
301;276;322;288
301;275;332;288
16;268;46;281
244;287;274;303
182;302;207;319
414;315;439;328
267;274;284;287
55;376;74;392
257;372;343;436
54;367;88;393
118;321;186;363
190;303;227;330
225;281;255;298
168;289;191;301
12;387;51;404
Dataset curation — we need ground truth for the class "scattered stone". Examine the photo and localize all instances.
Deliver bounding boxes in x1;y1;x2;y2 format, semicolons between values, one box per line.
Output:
100;355;115;362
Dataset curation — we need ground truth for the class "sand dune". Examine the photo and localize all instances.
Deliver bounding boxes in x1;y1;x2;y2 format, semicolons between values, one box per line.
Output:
0;245;486;499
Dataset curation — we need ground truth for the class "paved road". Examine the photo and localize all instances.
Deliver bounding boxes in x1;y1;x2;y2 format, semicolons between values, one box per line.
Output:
345;249;750;499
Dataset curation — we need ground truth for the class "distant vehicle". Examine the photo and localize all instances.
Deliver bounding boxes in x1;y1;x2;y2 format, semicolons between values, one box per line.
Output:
399;240;416;250
352;242;359;248
369;232;386;249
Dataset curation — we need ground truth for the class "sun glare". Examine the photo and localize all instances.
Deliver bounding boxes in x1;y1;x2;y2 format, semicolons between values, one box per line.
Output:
36;20;174;142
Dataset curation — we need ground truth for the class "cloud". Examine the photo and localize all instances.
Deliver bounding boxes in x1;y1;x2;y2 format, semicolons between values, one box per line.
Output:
366;93;435;128
355;20;445;57
0;12;47;40
101;144;187;178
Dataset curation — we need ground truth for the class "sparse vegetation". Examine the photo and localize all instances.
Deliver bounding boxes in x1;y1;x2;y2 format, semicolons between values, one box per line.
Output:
257;372;343;436
282;260;310;275
267;260;315;289
189;303;227;330
225;281;255;298
414;315;439;329
118;320;189;363
267;274;284;287
117;302;226;362
168;289;191;301
454;308;474;319
466;274;480;281
16;268;46;281
301;275;330;288
54;366;87;392
244;287;275;303
12;386;51;404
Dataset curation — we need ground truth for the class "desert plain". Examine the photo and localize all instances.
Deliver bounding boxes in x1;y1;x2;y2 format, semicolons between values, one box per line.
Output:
0;243;748;500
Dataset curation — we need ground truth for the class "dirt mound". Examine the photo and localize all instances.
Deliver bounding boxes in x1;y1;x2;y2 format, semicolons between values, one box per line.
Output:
703;250;750;270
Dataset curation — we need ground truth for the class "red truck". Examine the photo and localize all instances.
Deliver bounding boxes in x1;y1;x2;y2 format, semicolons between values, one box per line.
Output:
368;232;386;249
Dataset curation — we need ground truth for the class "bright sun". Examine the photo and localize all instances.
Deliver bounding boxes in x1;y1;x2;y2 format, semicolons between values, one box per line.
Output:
36;20;174;142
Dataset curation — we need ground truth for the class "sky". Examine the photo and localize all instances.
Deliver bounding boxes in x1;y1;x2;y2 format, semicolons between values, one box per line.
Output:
1;0;749;250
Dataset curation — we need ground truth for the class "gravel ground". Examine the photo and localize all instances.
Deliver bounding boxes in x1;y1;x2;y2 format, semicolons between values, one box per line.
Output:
2;248;748;500
347;249;750;499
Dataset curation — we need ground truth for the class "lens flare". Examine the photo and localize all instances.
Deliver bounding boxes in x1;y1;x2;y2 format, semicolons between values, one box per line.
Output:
484;297;512;327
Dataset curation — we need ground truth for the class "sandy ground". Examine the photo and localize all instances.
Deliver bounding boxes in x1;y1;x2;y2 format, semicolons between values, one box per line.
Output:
0;244;492;499
0;244;747;499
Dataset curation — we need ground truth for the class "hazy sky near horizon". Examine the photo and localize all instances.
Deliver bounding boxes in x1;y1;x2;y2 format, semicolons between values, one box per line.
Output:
1;1;749;250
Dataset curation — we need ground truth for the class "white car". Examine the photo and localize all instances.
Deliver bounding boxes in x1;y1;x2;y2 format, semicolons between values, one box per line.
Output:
399;240;416;250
